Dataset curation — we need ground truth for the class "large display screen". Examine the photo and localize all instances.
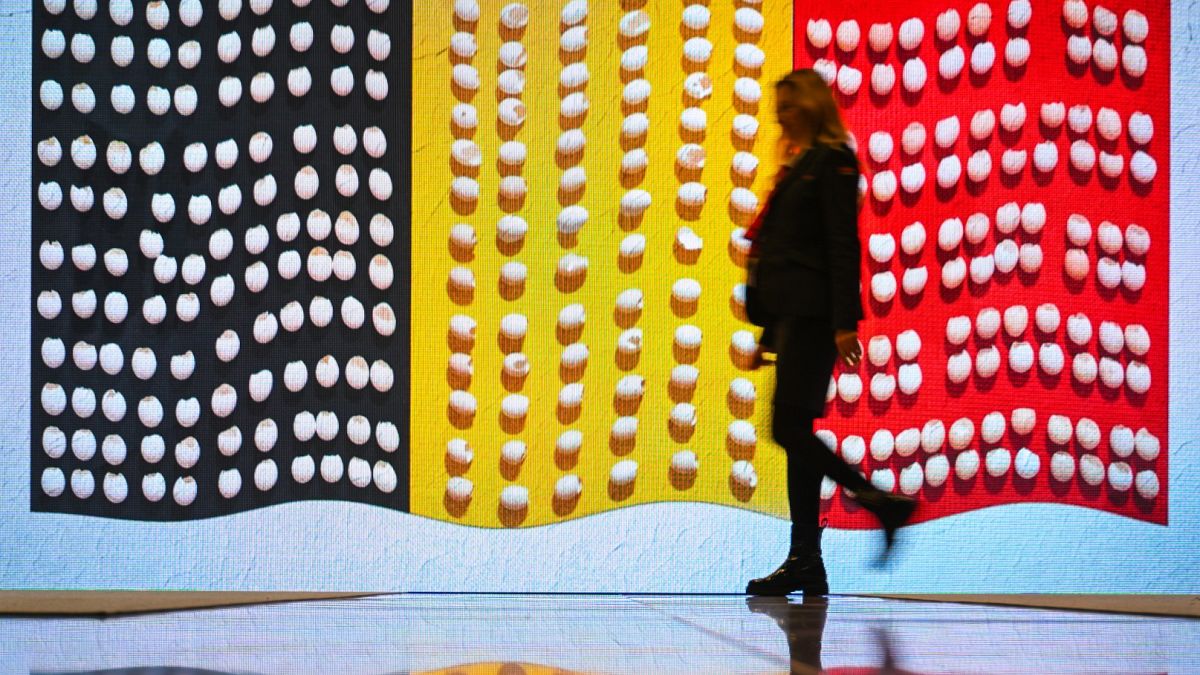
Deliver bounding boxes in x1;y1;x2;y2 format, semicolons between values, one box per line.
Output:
3;0;1196;593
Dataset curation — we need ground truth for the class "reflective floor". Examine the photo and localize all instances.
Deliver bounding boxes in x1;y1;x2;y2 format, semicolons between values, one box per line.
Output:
2;593;1198;674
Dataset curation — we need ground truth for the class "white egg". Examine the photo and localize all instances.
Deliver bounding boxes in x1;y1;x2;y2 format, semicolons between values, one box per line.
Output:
554;22;589;57
1135;470;1159;500
956;450;980;480
1000;37;1030;69
971;42;996;74
40;80;64;111
970;307;998;341
1033;141;1059;173
985;447;1011;478
74;83;101;114
976;345;1003;378
940;45;966;80
1072;352;1098;384
933;155;960;190
1123;10;1152;43
836;373;863;403
898;17;924;49
1123;45;1148;78
1092;38;1118;71
811;58;837;85
902;58;927;92
999;102;1026;132
1130;150;1157;183
738;42;768;71
807;18;832;48
1135;428;1161;461
941;256;967;289
1125;324;1151;356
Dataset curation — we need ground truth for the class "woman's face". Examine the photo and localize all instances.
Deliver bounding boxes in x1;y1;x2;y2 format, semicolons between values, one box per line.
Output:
774;85;808;140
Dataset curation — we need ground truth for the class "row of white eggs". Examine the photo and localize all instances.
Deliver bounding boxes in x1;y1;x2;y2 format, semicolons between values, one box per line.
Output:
448;352;712;395
448;34;529;71
445;220;669;262
942;346;1151;391
826;367;922;401
861;215;1149;270
41;223;394;280
855;331;924;368
42;456;401;502
836;452;1160;499
38;284;397;336
446;360;762;421
213;67;389;106
41;32;207;68
38;129;387;181
806;4;1147;51
945;306;1150;351
40;81;199;116
873;246;1022;290
54;67;392;113
241;301;396;346
818;414;1160;464
450;0;528;29
1064;253;1147;291
41;389;400;441
444;447;672;494
1063;1;1149;41
38;325;370;382
886;247;1042;295
36;183;257;218
815;40;1030;98
38;385;182;425
214;363;395;417
860;147;1154;196
45;346;196;380
44;421;400;471
42;0;198;28
444;463;758;510
44;0;393;23
210;24;392;63
907;144;1154;189
807;1;1027;56
860;110;1152;170
912;243;1138;295
864;110;1151;171
943;244;1045;290
35;166;396;218
224;317;397;371
446;45;765;98
1066;214;1151;254
1065;34;1148;78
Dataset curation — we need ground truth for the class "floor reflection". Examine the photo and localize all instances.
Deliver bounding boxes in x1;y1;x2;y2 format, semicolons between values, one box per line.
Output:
2;593;1196;674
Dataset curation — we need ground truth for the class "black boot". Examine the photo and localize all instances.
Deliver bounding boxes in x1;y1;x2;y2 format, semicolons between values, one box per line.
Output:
855;489;916;563
746;526;829;596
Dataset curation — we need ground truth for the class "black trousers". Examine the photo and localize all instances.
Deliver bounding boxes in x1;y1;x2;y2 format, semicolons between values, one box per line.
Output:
769;317;872;548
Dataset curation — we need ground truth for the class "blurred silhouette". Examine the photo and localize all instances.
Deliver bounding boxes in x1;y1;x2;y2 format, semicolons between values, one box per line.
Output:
744;69;916;597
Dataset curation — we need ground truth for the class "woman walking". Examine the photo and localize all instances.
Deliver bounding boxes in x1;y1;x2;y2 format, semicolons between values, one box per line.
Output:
744;69;916;596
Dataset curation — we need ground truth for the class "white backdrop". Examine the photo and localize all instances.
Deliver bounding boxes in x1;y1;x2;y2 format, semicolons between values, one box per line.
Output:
2;3;1199;593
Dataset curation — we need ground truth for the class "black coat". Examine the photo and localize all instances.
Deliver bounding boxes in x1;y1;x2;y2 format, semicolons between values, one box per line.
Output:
752;142;864;343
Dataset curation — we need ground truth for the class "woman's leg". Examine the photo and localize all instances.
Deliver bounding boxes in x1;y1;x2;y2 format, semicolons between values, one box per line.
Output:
772;411;872;495
746;412;833;595
772;409;914;559
786;440;824;535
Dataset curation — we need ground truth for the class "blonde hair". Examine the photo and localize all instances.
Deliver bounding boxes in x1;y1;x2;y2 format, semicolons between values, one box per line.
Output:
774;69;851;164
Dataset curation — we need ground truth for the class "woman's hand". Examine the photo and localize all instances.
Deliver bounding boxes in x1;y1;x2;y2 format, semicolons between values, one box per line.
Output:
751;345;774;370
834;329;861;367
